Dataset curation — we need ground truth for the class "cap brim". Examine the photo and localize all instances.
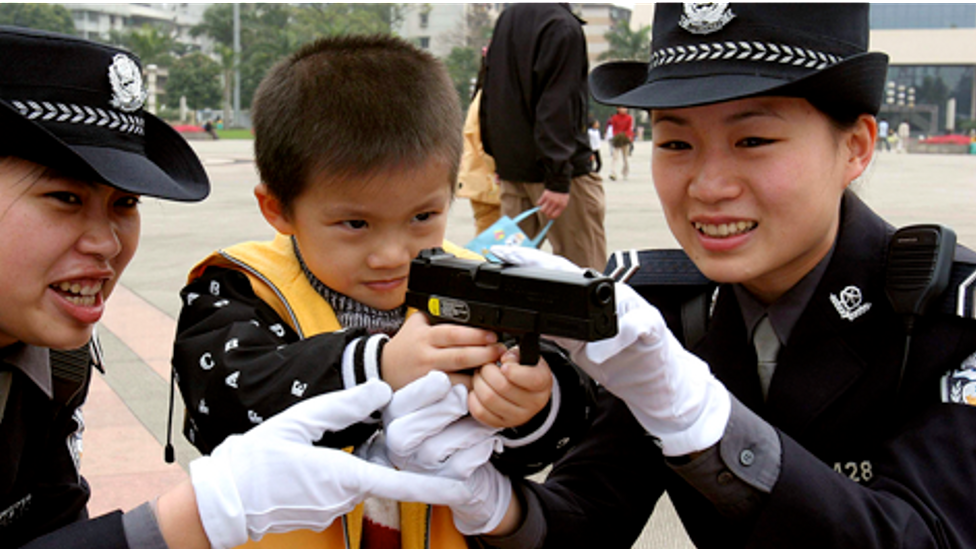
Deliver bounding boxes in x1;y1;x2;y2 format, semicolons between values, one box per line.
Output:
0;100;209;201
591;52;889;115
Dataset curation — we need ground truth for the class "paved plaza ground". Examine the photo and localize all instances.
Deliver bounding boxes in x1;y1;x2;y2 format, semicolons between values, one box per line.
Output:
80;139;976;548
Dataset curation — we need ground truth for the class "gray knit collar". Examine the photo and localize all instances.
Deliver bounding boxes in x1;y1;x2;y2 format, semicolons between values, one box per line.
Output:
292;236;406;335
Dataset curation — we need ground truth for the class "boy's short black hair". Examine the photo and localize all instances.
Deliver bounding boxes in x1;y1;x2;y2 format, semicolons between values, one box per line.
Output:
252;34;462;213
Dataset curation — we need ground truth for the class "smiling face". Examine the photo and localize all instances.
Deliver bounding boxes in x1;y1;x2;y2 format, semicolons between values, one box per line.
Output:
0;157;140;349
651;97;875;303
257;157;453;311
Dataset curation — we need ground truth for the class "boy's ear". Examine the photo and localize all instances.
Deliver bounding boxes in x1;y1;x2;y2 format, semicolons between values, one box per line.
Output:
254;183;295;235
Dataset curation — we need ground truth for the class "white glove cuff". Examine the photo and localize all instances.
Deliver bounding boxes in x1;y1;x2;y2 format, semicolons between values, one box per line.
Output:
189;455;248;549
480;479;514;536
455;469;514;536
654;369;731;456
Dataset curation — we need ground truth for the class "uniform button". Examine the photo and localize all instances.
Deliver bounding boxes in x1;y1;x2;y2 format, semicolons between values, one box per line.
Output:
717;471;734;485
739;449;755;466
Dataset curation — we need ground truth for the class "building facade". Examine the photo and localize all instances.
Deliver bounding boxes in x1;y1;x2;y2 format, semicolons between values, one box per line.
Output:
870;3;976;135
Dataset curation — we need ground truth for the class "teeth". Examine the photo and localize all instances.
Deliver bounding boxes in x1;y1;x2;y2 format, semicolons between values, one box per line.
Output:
64;295;96;307
693;221;756;237
54;280;103;297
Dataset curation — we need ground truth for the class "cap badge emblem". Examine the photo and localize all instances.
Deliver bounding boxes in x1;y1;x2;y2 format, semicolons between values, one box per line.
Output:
679;3;735;35
830;285;872;321
108;53;146;112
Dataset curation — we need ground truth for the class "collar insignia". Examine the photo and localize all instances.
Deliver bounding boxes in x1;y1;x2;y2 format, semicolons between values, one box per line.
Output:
679;3;735;35
830;285;872;321
942;353;976;406
108;53;147;113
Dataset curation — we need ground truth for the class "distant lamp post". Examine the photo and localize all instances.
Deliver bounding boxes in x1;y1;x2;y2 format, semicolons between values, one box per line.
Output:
233;3;241;128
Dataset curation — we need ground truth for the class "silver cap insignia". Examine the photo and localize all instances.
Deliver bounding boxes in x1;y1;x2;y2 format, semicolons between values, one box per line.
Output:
679;3;736;35
108;53;146;112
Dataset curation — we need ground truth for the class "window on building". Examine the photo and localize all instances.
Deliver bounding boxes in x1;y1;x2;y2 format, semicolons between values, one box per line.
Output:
884;65;975;132
871;4;976;30
420;12;429;29
419;36;430;49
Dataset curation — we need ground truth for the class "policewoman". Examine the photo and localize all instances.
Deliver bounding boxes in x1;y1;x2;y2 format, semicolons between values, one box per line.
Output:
481;4;976;548
1;27;473;549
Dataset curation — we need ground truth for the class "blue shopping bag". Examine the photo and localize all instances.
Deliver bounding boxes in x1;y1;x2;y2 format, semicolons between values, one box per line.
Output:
464;206;554;262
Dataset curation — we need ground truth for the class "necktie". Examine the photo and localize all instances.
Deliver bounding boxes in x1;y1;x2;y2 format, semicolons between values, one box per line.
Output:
753;315;781;400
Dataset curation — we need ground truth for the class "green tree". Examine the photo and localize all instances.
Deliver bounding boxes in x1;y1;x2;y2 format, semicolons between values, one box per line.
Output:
292;4;396;40
109;24;176;67
191;3;402;112
0;3;74;34
166;52;221;111
599;23;652;62
445;46;480;111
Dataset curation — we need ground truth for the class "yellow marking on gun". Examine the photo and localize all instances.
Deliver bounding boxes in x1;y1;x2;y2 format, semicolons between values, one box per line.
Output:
428;297;441;317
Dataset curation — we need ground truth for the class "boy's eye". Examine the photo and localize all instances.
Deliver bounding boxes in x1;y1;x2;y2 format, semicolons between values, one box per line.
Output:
414;211;435;222
656;140;691;151
343;220;368;230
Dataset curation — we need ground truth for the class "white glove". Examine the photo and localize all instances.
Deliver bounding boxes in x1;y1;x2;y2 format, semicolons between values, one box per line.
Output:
383;371;502;479
383;371;512;534
490;245;732;456
190;380;470;548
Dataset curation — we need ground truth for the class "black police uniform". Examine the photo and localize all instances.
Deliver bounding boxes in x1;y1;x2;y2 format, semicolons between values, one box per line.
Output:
491;191;976;548
0;345;135;549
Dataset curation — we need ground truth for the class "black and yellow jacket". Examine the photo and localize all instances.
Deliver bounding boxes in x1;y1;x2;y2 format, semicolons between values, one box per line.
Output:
173;234;595;549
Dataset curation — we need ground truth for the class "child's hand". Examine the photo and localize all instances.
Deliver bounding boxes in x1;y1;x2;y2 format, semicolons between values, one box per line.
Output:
468;348;553;429
382;312;506;391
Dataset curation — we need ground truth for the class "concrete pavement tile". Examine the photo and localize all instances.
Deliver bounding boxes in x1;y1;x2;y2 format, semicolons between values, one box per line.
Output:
81;373;187;516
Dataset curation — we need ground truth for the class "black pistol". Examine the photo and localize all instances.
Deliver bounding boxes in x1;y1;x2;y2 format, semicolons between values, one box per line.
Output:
405;248;617;365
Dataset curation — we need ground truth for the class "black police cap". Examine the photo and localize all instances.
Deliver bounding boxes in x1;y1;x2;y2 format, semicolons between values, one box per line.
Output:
590;3;889;118
0;25;209;201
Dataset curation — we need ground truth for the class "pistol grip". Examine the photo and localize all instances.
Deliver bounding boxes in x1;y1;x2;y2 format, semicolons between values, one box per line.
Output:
519;333;540;366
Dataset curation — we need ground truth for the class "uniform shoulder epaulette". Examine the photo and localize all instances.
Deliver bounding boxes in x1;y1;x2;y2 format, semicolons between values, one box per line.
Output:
604;248;712;286
939;245;976;320
604;249;715;347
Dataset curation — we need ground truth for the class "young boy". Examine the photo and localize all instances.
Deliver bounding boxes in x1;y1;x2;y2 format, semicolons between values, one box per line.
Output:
172;35;593;547
0;26;477;549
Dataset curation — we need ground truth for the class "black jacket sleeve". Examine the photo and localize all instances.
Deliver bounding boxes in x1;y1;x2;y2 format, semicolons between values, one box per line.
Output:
172;267;377;454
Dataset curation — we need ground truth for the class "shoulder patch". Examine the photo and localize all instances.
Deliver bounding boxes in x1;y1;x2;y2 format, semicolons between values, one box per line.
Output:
942;352;976;406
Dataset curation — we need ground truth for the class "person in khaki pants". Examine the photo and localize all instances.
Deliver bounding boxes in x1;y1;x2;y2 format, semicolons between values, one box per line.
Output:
480;3;607;270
